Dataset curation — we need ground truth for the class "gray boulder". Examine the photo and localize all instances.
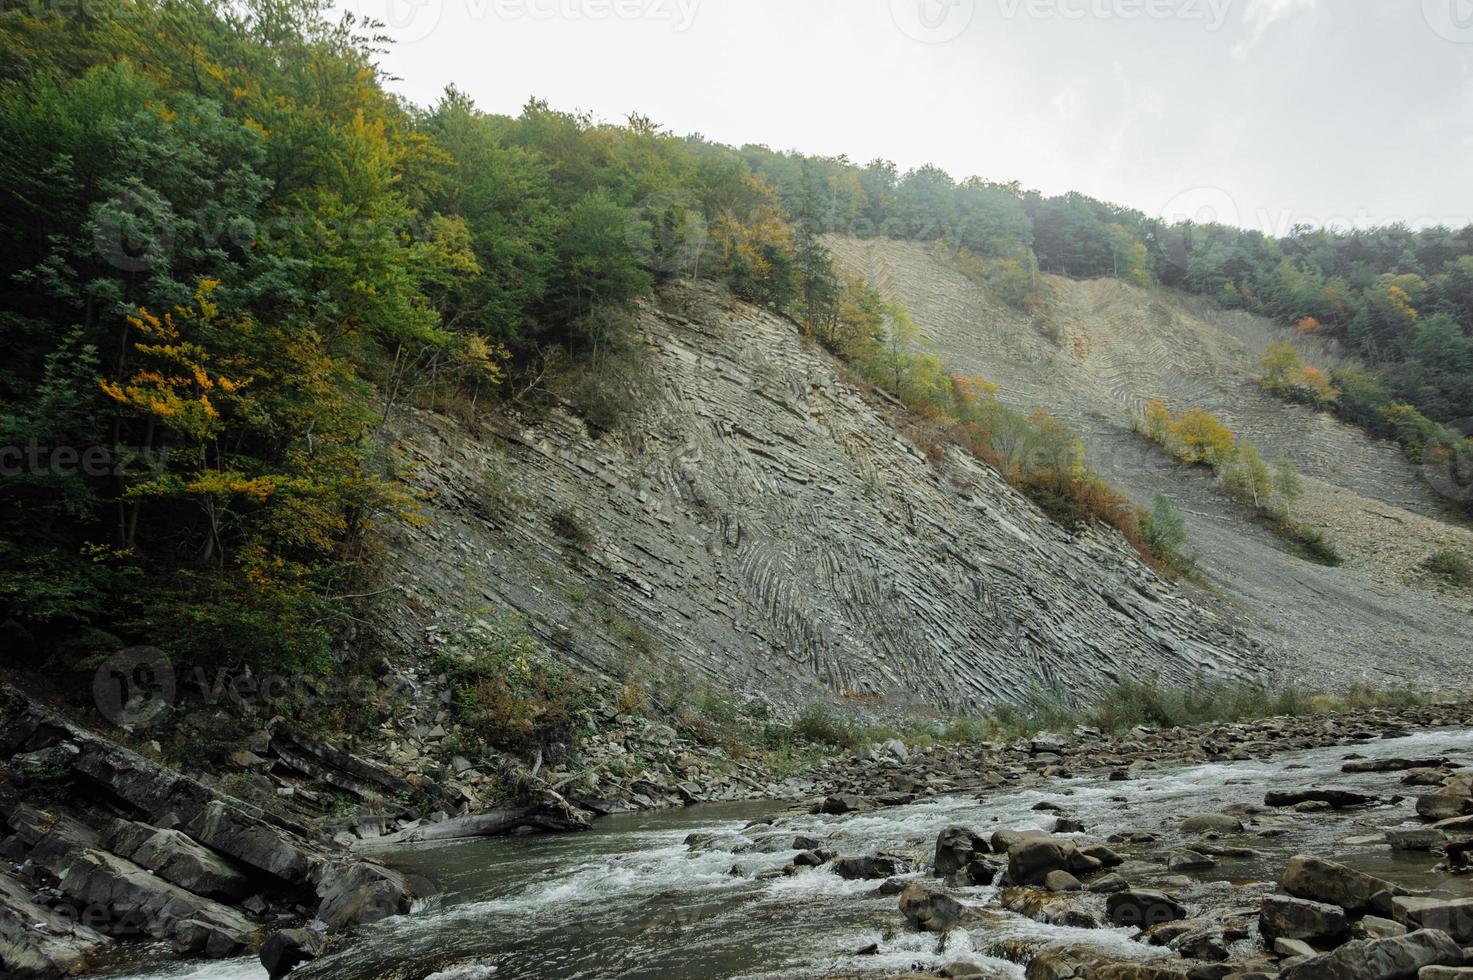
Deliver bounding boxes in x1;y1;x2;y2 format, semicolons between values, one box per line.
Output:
260;927;329;980
1278;928;1462;980
1390;896;1473;943
1265;789;1378;809
0;872;113;978
1179;813;1243;833
1283;854;1401;913
1260;894;1347;943
933;826;989;876
314;862;433;929
899;882;963;933
1106;889;1187;929
105;821;252;901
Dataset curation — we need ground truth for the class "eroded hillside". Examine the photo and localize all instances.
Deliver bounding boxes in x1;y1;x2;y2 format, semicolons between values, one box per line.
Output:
824;235;1473;687
377;279;1264;713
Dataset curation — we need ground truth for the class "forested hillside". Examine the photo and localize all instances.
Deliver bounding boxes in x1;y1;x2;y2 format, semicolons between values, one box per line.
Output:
1;0;1469;683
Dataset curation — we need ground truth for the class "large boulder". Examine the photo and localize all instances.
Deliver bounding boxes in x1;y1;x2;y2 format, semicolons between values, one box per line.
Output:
1278;928;1462;980
1390;896;1473;943
0;872;114;978
1260;894;1347;943
184;801;317;885
899;882;963;933
1001;887;1100;928
832;855;907;880
1342;757;1448;774
104;820;252;902
1106;889;1187;929
933;826;988;876
1417;789;1472;821
1265;789;1378;809
314;861;433;929
1007;837;1093;886
1179;813;1243;834
55;848;258;955
1282;854;1401;913
259;927;329;980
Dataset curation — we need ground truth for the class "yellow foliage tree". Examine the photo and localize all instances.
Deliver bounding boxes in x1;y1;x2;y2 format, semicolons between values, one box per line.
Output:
1172;407;1237;466
1142;398;1174;445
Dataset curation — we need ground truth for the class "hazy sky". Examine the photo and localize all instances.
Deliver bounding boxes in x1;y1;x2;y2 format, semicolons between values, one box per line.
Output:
343;0;1473;233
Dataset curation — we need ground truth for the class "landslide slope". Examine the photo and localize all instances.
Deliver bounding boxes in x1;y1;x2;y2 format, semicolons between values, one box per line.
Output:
377;279;1263;713
825;235;1473;688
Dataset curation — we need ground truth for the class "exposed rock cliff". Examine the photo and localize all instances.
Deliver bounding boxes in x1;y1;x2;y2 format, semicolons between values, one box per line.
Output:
378;279;1264;713
822;236;1473;688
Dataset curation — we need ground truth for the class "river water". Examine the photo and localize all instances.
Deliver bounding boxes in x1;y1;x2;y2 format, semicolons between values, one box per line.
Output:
102;729;1473;980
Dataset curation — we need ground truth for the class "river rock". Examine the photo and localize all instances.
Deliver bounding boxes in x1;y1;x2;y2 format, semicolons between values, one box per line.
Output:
1282;854;1401;913
1259;894;1347;943
1005;836;1100;886
933;826;989;876
1265;789;1378;809
1024;944;1189;979
314;862;433;929
1044;870;1083;892
817;795;868;815
259;927;329;980
1180;813;1244;834
832;855;906;880
1387;829;1447;852
1342;758;1449;774
1404;769;1452;787
1390;896;1473;942
899;882;963;933
1355;916;1409;940
1107;889;1187;928
1167;849;1217;871
1001;887;1099;928
1086;872;1129;893
1277;928;1462;980
1417;789;1472;821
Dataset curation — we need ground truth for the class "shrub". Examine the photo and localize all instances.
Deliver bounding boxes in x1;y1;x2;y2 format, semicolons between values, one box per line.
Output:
1426;549;1473;586
437;614;593;759
1140;490;1188;568
1273;518;1342;566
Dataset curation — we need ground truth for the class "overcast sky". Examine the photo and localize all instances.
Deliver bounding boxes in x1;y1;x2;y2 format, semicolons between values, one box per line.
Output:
343;0;1473;233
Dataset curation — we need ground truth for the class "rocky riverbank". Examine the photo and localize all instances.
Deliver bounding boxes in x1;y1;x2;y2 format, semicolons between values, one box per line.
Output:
6;687;1473;979
726;701;1473;979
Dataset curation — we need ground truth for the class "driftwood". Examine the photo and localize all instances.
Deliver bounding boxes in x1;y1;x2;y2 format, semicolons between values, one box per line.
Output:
355;792;591;847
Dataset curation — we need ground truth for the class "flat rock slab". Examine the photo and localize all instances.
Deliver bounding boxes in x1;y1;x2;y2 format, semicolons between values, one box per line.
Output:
1265;789;1379;809
1279;928;1462;980
1342;758;1449;773
1391;896;1473;943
